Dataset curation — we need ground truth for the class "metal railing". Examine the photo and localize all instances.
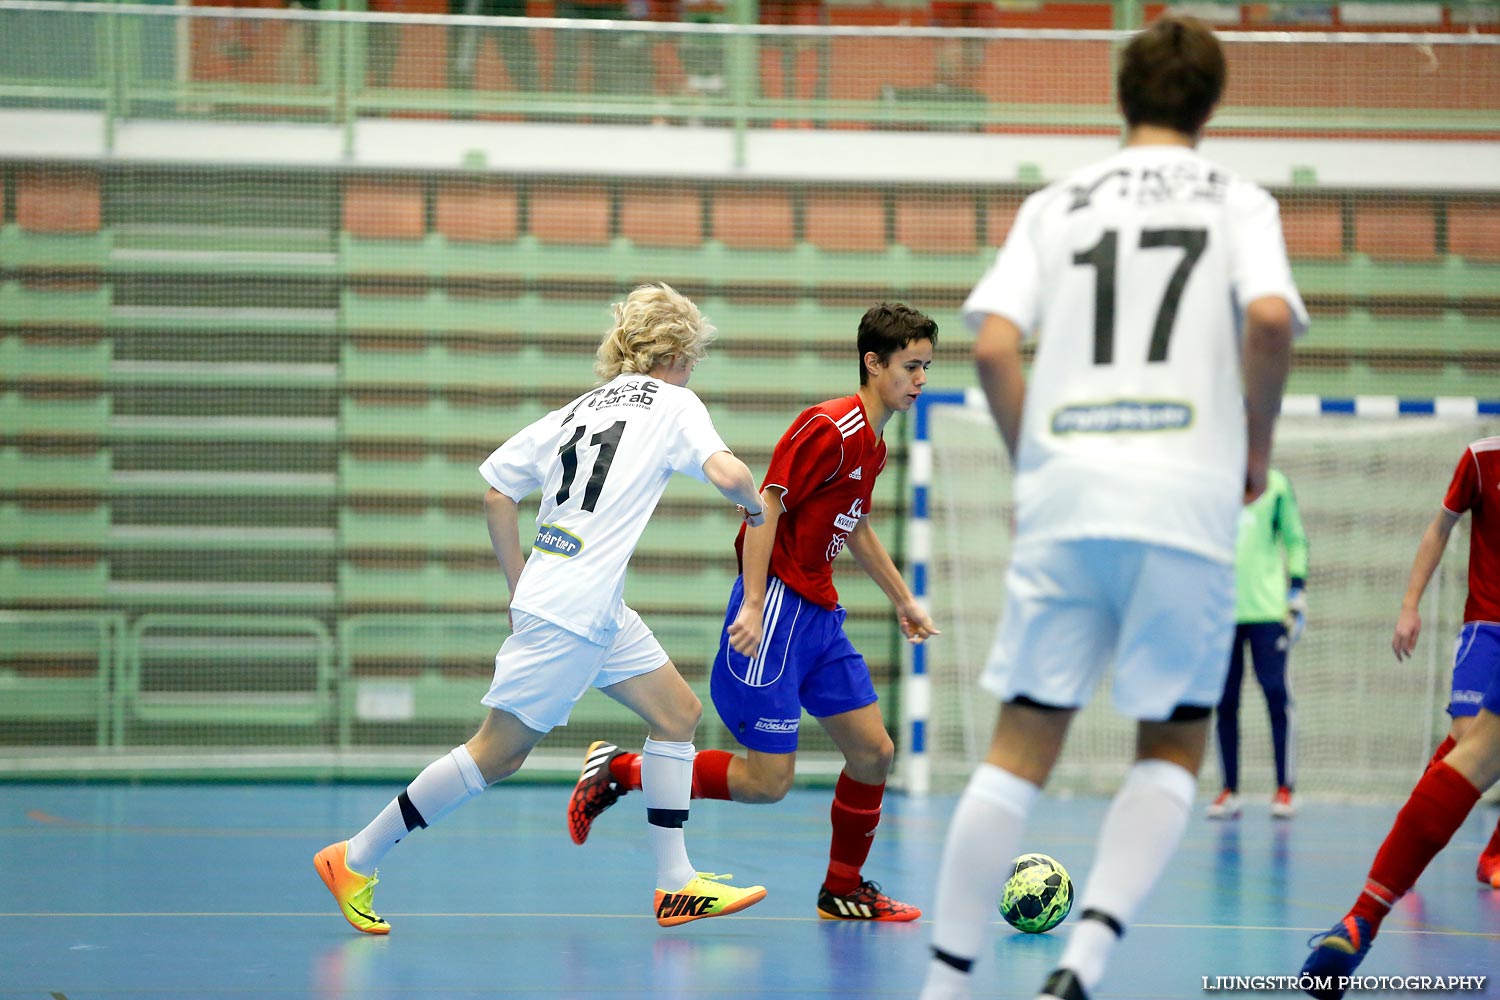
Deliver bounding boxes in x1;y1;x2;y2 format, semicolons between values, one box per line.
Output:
2;0;1498;162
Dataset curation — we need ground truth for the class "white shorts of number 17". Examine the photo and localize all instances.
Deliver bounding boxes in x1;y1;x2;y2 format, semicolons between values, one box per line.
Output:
982;537;1236;721
482;607;669;733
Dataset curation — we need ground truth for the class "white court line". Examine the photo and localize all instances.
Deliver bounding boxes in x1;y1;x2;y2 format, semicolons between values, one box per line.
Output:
0;913;1494;937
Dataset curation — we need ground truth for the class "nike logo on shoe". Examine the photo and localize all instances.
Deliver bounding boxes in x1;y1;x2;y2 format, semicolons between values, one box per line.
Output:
656;892;717;920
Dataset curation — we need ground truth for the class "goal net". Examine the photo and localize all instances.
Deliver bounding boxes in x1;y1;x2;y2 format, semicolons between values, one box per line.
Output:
911;391;1498;800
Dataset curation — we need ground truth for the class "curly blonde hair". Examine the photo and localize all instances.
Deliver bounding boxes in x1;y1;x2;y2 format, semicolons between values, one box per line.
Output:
594;282;717;382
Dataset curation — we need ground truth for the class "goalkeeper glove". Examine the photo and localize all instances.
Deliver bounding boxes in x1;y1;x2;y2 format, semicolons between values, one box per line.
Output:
1285;583;1307;646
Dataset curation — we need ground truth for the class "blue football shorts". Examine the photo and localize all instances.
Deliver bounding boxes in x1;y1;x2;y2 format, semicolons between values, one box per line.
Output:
1448;621;1500;718
709;574;878;754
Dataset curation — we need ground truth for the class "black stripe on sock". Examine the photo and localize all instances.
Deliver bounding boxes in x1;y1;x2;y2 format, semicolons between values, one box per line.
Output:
1041;968;1089;1000
932;948;974;974
1080;907;1124;938
398;790;428;831
646;807;689;829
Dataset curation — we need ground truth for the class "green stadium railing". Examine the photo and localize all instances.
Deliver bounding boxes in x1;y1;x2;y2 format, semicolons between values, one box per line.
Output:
0;610;124;748
120;613;336;732
2;3;1498;159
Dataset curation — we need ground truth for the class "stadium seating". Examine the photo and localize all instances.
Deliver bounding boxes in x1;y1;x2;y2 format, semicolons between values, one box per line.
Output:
0;611;121;746
118;614;336;736
1447;201;1500;263
3;160;1497;754
712;188;798;249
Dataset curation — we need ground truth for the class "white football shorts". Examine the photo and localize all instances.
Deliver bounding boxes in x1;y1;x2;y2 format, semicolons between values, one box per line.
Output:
482;606;668;732
982;537;1236;721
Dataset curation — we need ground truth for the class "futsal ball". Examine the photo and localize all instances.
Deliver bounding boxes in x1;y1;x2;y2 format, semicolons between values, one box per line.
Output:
1000;853;1072;934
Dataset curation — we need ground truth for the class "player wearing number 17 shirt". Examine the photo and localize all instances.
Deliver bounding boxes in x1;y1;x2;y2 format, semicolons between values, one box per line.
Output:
313;283;770;934
922;15;1305;1000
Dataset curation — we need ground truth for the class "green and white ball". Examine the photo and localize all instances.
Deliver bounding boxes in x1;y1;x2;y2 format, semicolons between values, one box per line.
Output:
1000;853;1072;934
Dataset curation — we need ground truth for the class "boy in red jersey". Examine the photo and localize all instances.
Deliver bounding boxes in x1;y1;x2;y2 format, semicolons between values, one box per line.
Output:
1299;436;1500;999
570;302;942;921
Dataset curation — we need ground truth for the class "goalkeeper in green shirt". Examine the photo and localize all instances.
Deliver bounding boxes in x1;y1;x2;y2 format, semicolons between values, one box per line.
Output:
1206;468;1308;820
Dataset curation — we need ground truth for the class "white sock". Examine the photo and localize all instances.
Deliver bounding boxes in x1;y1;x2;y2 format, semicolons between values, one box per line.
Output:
347;745;488;872
920;764;1041;1000
642;737;697;890
1060;758;1196;992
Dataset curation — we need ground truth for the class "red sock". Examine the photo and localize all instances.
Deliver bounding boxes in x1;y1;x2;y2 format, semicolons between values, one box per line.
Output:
1424;734;1456;773
1350;761;1481;937
610;752;642;791
690;750;734;800
824;772;884;895
611;749;735;798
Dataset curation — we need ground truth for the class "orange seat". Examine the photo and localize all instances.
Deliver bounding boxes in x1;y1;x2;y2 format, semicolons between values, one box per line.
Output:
1354;199;1437;261
373;0;449;114
712;188;795;250
826;37;938;102
434;181;520;243
1447;201;1500;263
343;180;426;240
895;192;977;254
620;184;703;249
985;194;1024;249
1279;200;1344;260
805;190;887;252
1278;197;1350;260
529;183;612;245
976;39;1112;106
17;170;102;233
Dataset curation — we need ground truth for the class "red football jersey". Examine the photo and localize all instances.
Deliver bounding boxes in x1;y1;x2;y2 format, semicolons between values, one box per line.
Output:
735;396;887;609
1442;437;1500;624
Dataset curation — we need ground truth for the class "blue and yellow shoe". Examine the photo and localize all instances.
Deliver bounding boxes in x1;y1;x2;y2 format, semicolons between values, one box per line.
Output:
654;872;766;927
314;840;390;935
1299;916;1371;1000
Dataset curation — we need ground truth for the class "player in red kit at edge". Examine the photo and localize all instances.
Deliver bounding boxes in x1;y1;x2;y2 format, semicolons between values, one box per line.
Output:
1300;436;1500;999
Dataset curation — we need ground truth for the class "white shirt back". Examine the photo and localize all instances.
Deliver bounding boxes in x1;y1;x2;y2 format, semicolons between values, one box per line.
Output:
479;374;729;644
964;145;1308;563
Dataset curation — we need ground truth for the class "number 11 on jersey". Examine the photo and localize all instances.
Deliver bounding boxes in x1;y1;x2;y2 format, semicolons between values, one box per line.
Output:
555;420;625;513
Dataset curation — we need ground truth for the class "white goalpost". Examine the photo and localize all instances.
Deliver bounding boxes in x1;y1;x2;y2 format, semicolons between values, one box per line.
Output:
900;390;1500;800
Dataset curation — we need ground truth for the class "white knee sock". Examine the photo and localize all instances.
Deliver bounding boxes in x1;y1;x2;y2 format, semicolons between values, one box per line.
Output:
642;737;697;891
920;764;1041;1000
1059;758;1196;992
347;746;488;872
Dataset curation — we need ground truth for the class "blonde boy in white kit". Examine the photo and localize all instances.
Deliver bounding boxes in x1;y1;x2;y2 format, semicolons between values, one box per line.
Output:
921;14;1304;1000
315;283;769;933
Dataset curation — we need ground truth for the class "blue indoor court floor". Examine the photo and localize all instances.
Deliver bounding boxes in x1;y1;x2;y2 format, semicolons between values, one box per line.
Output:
1;781;1497;999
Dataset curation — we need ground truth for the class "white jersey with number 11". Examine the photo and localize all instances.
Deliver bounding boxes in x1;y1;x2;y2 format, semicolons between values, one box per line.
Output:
479;374;729;645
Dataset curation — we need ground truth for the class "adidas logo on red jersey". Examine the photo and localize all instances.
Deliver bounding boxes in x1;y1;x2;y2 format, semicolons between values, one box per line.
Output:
848;468;862;480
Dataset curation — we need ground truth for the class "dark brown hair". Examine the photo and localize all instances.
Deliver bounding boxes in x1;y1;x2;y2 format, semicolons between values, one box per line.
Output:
856;303;938;385
1117;13;1226;137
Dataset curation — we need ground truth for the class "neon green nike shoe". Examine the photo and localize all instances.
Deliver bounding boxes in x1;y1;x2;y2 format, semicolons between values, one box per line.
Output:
654;872;767;927
314;840;390;935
